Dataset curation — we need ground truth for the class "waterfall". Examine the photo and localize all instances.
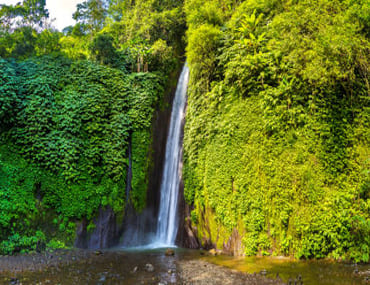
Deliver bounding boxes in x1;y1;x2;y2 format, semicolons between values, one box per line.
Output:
126;135;132;204
154;65;189;246
121;65;189;248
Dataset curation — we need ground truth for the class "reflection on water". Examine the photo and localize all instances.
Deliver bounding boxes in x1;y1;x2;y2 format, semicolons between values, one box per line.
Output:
0;249;369;284
0;249;185;285
203;255;370;285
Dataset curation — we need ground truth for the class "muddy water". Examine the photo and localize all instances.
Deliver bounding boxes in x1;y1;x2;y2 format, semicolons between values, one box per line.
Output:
204;255;370;285
0;249;369;284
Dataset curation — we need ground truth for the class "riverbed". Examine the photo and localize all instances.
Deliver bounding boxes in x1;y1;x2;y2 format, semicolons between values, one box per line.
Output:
0;248;369;284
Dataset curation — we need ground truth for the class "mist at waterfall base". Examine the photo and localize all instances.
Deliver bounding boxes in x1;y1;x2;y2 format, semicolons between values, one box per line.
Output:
121;65;189;249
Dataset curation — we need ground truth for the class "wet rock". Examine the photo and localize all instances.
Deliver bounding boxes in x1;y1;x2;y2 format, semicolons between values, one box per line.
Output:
165;249;175;256
132;266;138;273
209;249;218;256
222;228;244;256
358;269;370;276
145;263;154;272
95;250;103;256
99;275;106;282
260;269;267;276
36;240;46;253
10;278;19;285
110;273;121;279
296;274;303;285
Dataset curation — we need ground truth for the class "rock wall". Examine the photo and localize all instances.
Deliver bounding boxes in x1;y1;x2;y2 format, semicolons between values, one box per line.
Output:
75;65;184;249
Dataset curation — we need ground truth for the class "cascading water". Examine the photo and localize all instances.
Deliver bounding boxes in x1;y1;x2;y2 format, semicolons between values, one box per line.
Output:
154;64;189;246
126;135;132;204
121;65;189;248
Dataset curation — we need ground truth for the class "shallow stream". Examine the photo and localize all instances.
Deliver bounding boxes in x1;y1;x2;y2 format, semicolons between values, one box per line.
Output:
204;254;370;285
0;248;369;284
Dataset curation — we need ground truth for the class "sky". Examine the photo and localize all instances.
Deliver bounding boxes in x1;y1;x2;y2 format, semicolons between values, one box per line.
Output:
1;0;84;31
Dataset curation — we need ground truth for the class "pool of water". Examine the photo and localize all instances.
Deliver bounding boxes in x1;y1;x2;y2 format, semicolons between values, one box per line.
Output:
203;254;370;285
0;248;369;284
0;248;195;285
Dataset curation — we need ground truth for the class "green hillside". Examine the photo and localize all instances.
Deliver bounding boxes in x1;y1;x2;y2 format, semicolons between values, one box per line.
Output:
183;0;369;262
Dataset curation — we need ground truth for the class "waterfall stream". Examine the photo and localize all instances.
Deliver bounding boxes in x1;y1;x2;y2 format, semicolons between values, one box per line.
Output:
121;65;189;248
154;65;189;246
126;135;132;204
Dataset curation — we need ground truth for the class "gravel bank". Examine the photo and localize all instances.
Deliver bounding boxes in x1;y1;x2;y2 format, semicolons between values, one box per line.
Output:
177;259;284;285
0;249;283;284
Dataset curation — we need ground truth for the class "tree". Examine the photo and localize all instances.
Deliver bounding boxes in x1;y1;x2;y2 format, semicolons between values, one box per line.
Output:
11;26;37;58
73;0;108;33
22;0;49;29
0;0;48;31
187;24;222;88
89;33;117;65
0;3;24;32
35;29;61;55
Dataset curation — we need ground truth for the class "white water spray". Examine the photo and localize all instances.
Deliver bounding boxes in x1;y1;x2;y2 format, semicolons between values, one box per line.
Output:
121;65;189;249
154;65;189;246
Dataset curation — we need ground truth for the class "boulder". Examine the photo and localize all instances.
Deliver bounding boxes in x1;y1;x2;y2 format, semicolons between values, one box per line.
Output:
208;249;218;256
145;263;154;272
208;248;223;256
165;248;175;256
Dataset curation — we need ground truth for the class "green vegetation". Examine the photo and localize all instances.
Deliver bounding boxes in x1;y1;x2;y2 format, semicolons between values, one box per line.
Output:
183;0;369;262
0;0;184;254
0;56;164;253
0;0;369;263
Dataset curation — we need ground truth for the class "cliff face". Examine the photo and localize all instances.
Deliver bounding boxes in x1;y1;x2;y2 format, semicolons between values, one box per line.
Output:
0;57;173;253
75;64;185;249
182;0;369;261
0;0;187;255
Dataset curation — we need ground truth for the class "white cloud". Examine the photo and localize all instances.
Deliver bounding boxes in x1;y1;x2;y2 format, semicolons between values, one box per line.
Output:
47;0;84;31
0;0;21;4
1;0;84;31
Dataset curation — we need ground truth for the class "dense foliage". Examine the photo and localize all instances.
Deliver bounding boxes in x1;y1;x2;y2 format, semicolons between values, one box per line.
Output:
0;0;185;254
183;0;369;262
0;0;185;71
1;0;369;263
0;56;164;253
